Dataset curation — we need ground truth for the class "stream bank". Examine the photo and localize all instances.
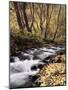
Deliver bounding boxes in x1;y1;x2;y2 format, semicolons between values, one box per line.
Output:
10;44;66;89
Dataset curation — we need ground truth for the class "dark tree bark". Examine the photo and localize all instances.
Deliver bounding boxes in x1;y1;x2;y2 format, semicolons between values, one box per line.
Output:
30;3;34;29
40;4;43;32
37;4;44;36
14;2;32;32
22;2;32;32
45;4;53;39
52;5;61;41
45;5;49;39
14;2;24;30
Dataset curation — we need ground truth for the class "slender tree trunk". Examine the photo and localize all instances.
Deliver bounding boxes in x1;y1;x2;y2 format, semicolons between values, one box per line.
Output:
30;3;34;29
22;3;31;32
52;5;61;41
14;2;24;30
45;5;49;39
45;5;53;39
40;4;43;33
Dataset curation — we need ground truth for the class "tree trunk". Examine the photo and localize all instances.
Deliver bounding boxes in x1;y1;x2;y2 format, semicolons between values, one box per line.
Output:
45;4;53;39
45;5;49;39
22;3;32;32
30;3;34;29
40;4;43;33
52;5;61;41
14;2;24;30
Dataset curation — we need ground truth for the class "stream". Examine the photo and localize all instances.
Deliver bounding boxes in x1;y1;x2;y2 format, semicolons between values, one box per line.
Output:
10;45;65;88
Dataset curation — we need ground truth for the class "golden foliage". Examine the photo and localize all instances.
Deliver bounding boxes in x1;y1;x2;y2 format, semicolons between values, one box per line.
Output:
37;55;66;86
9;2;66;42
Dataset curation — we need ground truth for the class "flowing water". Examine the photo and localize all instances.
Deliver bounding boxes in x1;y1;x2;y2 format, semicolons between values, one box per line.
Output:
10;46;65;88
